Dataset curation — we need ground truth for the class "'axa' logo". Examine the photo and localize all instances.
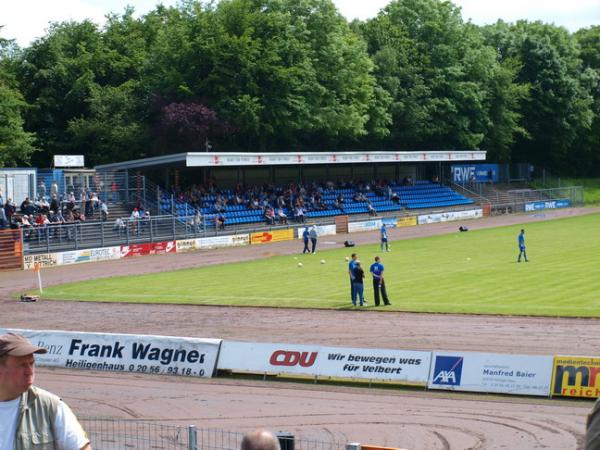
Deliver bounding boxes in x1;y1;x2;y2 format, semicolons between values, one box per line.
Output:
269;350;318;367
432;356;463;386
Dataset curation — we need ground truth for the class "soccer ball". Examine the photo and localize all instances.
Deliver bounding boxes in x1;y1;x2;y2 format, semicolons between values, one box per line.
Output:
320;259;325;264
345;256;350;261
297;262;303;267
466;257;471;261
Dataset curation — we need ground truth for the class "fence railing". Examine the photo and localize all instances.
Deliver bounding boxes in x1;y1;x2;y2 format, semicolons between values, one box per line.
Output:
80;420;346;450
22;214;302;255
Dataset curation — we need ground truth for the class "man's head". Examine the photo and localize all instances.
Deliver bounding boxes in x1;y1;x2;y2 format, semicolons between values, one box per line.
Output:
241;429;281;450
521;229;525;234
374;256;380;262
351;253;357;260
0;333;47;401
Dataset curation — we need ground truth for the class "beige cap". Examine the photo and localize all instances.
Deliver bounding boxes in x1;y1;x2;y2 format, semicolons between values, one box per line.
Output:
0;333;47;357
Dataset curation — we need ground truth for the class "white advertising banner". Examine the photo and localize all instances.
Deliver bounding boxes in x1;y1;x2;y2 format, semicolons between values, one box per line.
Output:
186;151;486;167
428;352;553;396
348;219;382;233
417;208;483;225
296;224;337;239
58;246;121;266
0;328;221;378
176;234;250;252
23;253;60;270
198;234;249;249
54;155;85;167
218;341;431;384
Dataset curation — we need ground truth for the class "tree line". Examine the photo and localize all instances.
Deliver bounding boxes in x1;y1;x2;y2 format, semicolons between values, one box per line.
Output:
0;0;599;175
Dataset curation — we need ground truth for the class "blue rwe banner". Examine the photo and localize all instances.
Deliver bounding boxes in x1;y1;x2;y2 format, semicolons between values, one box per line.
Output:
524;199;571;212
451;164;499;183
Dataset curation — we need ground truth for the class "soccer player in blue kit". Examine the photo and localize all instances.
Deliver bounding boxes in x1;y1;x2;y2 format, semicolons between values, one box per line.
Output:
380;223;390;252
517;229;528;262
370;256;391;306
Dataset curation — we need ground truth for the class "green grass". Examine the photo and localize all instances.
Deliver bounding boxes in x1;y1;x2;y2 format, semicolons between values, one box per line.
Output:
38;213;600;317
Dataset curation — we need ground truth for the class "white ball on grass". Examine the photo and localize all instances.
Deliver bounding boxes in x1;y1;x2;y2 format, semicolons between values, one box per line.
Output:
345;256;350;261
320;259;325;264
297;262;303;267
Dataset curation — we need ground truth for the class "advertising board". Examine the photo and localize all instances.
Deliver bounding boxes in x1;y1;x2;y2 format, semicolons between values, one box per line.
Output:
428;352;553;396
218;341;431;384
396;216;417;227
417;209;483;225
199;234;250;249
0;328;221;378
59;246;121;266
348;219;381;233
524;199;571;212
250;229;294;245
23;253;59;270
451;164;499;183
551;356;600;398
296;224;337;239
120;241;176;258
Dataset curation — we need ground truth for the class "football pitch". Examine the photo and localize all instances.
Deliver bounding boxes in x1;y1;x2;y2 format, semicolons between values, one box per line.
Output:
39;213;600;317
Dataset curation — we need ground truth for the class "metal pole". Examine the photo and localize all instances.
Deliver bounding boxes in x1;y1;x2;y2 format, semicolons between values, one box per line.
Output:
74;224;79;250
142;175;146;208
125;171;129;203
101;222;105;248
187;425;197;450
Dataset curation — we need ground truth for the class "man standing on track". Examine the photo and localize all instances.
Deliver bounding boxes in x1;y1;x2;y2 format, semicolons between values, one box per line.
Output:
370;256;391;306
517;229;528;262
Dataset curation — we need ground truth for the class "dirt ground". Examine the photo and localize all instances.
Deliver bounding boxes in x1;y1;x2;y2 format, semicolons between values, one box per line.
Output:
2;208;599;449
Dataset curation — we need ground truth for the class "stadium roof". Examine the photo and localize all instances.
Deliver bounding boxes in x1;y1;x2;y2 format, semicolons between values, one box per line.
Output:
95;150;486;171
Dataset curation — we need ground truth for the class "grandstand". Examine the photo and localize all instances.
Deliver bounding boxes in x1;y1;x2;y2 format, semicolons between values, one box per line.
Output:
161;180;474;226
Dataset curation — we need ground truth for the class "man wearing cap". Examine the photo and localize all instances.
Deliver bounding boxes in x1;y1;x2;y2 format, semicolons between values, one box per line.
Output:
0;332;91;450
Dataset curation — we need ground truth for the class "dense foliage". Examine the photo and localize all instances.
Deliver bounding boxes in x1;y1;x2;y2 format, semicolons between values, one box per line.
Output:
0;0;598;175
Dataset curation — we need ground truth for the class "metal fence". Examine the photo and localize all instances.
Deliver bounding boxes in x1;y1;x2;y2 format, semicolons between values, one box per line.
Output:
81;419;346;450
23;214;303;255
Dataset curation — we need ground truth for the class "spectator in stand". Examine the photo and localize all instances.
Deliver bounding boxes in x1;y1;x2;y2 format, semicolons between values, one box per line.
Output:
217;212;226;230
295;205;305;223
100;200;108;221
113;217;126;236
391;192;400;205
50;193;60;215
264;206;275;225
0;189;5;228
4;198;15;226
37;196;50;214
37;179;46;200
277;207;288;224
50;181;59;198
367;202;377;216
192;209;203;233
130;207;140;235
20;197;34;215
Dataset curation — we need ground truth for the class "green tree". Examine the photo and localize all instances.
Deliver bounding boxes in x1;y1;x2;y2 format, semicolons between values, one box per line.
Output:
0;37;37;166
360;0;506;152
574;26;600;175
484;21;593;171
